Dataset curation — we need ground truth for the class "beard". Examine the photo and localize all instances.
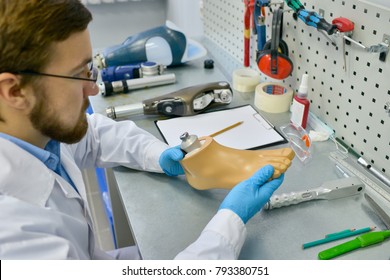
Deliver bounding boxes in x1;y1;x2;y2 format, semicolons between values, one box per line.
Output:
29;88;90;144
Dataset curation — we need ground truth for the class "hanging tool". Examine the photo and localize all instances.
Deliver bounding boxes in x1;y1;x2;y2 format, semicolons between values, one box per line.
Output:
257;7;293;79
318;193;390;260
285;0;337;35
332;17;389;64
263;177;364;210
253;0;269;60
105;81;233;119
332;17;387;52
244;0;255;67
342;36;389;53
332;17;354;72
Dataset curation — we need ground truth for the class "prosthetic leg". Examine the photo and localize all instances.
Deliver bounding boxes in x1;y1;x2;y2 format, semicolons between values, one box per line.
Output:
180;136;295;190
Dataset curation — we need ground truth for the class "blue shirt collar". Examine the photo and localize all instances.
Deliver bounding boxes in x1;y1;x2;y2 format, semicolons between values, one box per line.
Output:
0;133;61;172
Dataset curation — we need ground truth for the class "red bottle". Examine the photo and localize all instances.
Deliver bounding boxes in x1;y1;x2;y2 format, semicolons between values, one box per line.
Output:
291;74;310;128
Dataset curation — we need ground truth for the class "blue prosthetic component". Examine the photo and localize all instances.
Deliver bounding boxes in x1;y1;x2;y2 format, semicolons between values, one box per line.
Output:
102;24;186;67
101;64;141;83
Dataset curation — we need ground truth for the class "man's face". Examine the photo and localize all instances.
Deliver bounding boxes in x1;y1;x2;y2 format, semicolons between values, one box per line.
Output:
28;29;98;144
29;86;90;144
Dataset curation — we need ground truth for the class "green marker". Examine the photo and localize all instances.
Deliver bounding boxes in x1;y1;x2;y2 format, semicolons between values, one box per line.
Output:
318;230;390;260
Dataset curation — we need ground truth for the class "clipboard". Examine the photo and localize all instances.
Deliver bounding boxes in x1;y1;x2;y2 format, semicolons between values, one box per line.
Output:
155;104;287;150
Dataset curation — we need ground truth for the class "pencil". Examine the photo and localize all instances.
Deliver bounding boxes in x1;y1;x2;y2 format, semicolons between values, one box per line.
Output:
325;228;356;238
209;121;244;138
303;226;375;249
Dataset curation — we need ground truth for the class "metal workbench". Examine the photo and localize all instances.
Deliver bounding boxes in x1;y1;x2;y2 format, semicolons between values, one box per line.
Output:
89;58;390;260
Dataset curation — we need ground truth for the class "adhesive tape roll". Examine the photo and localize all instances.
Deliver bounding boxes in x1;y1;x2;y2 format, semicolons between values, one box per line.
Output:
232;68;261;92
254;82;293;113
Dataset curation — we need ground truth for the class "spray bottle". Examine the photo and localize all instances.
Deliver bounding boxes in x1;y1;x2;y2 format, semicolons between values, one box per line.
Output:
291;74;310;128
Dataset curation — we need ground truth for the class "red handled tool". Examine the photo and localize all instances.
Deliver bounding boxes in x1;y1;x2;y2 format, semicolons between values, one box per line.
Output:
332;17;355;71
332;17;354;33
244;0;255;67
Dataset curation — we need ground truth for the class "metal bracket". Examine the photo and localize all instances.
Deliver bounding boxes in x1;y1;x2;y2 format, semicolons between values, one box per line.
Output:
379;34;389;62
385;101;390;117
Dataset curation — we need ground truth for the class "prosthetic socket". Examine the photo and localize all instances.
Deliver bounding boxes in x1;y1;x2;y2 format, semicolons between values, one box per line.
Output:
180;133;295;190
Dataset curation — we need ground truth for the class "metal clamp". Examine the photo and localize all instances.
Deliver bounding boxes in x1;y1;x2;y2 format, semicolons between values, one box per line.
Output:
379;34;389;62
340;33;389;62
385;101;390;117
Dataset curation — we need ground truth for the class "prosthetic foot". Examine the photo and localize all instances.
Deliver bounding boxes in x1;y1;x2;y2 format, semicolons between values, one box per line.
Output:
180;135;295;190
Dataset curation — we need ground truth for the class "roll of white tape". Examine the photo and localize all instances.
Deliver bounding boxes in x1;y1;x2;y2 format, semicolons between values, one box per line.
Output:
232;68;261;92
254;82;293;113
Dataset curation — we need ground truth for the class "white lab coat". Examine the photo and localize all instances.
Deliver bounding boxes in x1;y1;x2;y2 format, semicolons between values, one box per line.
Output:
0;113;246;259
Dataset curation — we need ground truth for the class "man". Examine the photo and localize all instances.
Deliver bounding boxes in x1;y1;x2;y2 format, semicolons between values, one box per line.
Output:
0;0;284;259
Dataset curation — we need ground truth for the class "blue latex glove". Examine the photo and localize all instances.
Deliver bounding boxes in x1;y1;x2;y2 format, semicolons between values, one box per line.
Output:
219;165;284;224
159;146;185;176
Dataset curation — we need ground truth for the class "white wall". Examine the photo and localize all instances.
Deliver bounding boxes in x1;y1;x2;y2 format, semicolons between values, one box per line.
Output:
87;0;204;48
166;0;204;38
359;0;390;10
87;0;167;48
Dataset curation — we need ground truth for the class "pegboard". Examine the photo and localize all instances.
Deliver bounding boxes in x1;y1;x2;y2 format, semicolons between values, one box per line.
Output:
202;0;390;177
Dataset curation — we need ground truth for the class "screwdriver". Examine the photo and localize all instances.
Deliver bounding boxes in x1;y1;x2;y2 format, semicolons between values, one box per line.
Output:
296;9;337;35
285;0;337;35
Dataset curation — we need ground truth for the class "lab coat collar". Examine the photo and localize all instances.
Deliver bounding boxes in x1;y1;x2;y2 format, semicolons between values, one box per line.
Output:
0;138;55;207
59;143;88;202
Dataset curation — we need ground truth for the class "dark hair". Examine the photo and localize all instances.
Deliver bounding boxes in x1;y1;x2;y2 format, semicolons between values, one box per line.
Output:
0;0;93;85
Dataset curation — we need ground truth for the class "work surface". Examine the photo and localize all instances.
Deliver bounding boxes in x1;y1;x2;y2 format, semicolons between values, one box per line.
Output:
90;59;390;260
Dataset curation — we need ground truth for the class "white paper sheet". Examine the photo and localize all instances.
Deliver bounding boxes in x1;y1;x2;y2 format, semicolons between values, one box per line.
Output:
155;105;286;150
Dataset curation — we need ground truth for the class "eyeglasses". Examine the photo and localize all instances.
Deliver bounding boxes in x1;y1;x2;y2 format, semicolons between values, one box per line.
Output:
13;62;98;83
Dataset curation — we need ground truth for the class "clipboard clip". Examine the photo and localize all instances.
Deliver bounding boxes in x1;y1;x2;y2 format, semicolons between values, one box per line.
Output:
253;113;274;130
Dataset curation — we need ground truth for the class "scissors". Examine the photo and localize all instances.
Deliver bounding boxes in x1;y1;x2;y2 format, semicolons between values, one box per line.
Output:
318;193;390;260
